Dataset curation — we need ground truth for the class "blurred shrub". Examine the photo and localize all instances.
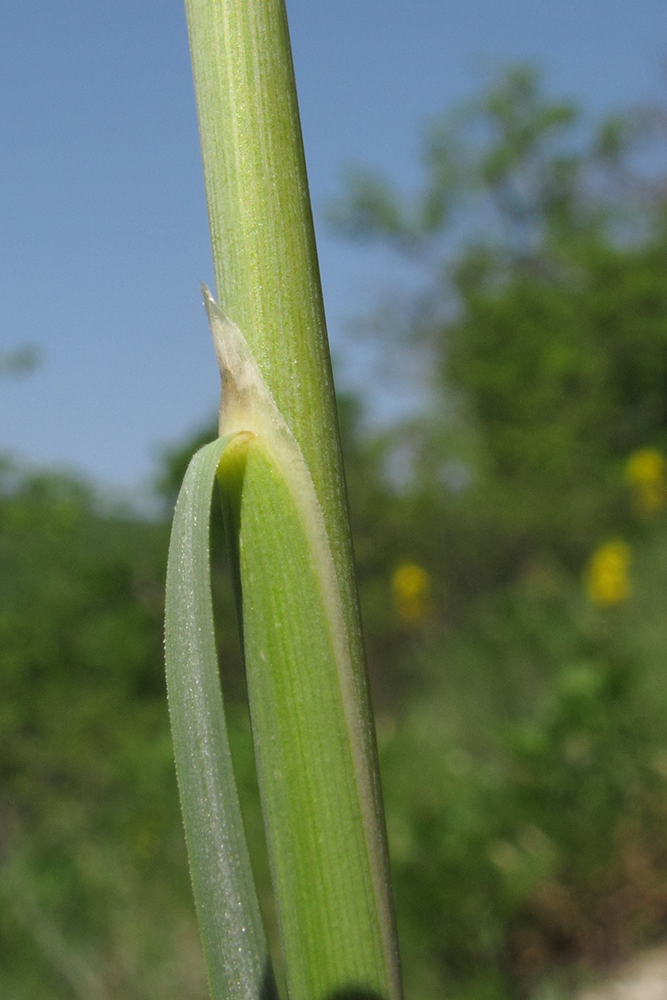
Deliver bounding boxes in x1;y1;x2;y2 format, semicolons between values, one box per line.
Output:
0;462;207;999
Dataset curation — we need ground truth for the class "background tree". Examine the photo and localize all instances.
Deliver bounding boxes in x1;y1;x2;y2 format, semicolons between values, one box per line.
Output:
331;66;667;577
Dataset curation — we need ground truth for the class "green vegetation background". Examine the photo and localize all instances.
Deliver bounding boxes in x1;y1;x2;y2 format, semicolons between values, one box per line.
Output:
4;68;667;1000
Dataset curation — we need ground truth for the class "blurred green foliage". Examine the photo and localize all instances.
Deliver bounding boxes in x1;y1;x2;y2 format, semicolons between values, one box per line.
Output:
4;66;667;999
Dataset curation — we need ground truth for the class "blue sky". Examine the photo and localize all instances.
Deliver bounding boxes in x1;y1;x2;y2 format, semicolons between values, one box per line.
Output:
1;0;665;495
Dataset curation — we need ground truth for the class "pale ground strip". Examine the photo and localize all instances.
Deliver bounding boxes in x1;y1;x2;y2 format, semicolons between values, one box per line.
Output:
578;947;667;1000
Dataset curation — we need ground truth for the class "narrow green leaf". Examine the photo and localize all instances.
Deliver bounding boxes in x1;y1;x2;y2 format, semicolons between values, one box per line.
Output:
164;436;276;1000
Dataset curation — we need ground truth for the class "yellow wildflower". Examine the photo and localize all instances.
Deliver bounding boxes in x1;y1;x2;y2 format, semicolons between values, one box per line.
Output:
625;448;667;513
392;562;431;624
584;540;631;606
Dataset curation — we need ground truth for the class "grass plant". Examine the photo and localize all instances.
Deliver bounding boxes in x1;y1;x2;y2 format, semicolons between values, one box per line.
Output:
165;2;402;998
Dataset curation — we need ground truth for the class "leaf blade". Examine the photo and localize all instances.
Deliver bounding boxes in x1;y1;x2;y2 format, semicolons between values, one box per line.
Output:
164;436;275;1000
